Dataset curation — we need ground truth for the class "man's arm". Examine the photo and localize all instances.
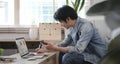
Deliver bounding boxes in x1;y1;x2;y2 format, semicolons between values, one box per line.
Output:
54;46;68;53
57;33;73;47
66;22;94;53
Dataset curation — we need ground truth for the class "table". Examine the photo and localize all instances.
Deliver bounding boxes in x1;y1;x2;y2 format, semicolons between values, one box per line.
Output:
0;52;59;64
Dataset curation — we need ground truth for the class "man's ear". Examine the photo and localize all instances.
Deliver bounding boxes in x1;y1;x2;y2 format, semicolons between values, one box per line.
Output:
66;17;70;22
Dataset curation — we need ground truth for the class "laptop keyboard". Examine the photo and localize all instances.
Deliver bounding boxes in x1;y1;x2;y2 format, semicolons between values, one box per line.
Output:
22;53;36;59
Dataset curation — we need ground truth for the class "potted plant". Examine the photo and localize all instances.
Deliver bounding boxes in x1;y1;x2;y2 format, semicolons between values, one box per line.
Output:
0;48;3;56
66;0;85;13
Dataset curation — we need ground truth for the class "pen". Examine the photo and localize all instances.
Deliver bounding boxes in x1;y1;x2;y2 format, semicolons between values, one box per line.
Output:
38;41;42;48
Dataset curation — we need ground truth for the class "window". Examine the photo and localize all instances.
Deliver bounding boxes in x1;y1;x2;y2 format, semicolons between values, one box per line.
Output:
0;0;90;26
0;0;14;25
20;0;65;26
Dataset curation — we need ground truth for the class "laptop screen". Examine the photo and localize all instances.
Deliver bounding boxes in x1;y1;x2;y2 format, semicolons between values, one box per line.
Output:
15;37;29;56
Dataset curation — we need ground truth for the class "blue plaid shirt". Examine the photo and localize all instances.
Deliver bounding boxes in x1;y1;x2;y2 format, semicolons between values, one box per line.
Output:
58;17;108;64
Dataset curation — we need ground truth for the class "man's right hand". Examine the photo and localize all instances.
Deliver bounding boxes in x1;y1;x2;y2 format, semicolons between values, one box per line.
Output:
35;48;48;54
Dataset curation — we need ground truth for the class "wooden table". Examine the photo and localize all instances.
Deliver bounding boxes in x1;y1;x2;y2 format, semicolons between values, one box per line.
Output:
0;40;61;56
1;52;59;64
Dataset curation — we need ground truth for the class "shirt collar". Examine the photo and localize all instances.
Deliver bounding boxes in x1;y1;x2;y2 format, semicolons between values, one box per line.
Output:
73;17;81;29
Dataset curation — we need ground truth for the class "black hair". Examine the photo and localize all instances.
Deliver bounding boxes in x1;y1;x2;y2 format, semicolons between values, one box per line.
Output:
54;5;78;22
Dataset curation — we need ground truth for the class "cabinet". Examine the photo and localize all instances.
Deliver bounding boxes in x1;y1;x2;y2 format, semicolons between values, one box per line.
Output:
39;23;62;40
41;53;57;64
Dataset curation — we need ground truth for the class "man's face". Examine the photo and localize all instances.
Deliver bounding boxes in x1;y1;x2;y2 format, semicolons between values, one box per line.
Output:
60;20;70;29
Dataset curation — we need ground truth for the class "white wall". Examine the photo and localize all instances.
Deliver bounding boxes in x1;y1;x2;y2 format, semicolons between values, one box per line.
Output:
85;0;112;43
91;0;105;6
87;16;112;43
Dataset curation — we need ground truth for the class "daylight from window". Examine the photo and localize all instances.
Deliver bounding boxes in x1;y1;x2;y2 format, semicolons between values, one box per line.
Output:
0;0;14;25
20;0;65;25
0;0;89;26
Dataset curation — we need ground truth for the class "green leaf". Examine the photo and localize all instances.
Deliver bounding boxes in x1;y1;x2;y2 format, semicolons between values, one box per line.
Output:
66;0;69;5
75;0;81;13
66;0;85;13
71;1;75;10
0;48;3;56
79;0;85;11
74;0;78;7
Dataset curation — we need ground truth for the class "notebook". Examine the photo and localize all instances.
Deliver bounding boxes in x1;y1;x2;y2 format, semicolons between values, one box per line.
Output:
15;37;44;59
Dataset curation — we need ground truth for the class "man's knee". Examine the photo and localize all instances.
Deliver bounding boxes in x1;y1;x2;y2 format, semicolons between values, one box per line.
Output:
62;53;76;64
61;53;86;64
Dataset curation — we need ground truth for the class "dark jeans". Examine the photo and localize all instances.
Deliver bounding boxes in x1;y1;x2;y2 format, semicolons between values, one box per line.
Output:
59;52;92;64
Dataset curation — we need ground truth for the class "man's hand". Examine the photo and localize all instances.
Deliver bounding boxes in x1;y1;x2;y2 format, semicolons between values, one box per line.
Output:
43;41;58;51
35;48;48;54
35;41;68;53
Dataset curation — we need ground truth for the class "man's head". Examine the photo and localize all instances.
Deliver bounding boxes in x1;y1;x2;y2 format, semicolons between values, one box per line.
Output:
54;5;78;29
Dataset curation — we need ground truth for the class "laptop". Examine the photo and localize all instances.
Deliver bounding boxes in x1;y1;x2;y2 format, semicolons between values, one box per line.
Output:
15;37;44;59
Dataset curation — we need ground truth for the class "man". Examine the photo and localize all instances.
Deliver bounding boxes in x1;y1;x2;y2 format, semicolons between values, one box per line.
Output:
36;5;108;64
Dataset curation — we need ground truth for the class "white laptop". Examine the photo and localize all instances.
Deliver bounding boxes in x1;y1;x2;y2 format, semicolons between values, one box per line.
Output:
15;37;44;59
